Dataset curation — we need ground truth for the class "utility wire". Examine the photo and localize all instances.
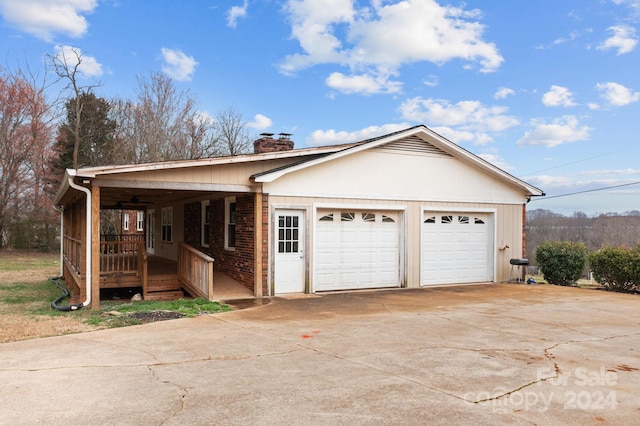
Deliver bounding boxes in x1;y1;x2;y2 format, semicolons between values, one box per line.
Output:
523;150;620;175
530;180;640;201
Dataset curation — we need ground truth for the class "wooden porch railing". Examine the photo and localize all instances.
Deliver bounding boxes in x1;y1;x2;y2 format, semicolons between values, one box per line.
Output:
177;242;214;300
63;236;82;275
99;240;145;275
101;234;145;243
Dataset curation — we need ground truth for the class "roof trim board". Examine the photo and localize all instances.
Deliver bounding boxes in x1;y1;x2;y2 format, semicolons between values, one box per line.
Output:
54;125;544;205
70;144;349;178
253;125;544;197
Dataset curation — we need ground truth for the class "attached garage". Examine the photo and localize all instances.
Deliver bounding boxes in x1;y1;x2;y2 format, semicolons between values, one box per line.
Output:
314;209;401;291
421;211;494;285
257;126;544;294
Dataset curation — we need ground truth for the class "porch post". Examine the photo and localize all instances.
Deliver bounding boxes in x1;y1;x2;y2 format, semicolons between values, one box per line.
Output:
91;185;101;309
254;191;263;298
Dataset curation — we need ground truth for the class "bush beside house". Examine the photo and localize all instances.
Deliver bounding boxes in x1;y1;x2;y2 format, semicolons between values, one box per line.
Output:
535;241;588;286
589;247;640;292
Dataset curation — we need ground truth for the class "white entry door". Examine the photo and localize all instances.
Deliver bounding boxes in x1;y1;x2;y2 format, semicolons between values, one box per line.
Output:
274;210;305;293
146;210;155;255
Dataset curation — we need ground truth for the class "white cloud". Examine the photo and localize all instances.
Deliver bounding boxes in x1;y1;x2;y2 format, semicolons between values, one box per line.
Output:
54;45;103;77
247;114;273;130
431;126;494;146
477;152;514;171
326;71;402;95
227;0;248;28
0;0;97;41
307;123;410;146
579;168;640;176
525;174;575;189
516;115;592;148
597;25;638;55
542;85;576;107
423;75;439;87
595;81;640;106
399;97;519;145
553;30;578;46
280;0;503;94
494;87;514;100
612;0;640;17
161;48;198;82
195;110;215;125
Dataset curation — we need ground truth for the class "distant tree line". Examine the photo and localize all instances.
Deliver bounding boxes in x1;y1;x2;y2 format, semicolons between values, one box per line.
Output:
0;48;256;250
525;209;640;264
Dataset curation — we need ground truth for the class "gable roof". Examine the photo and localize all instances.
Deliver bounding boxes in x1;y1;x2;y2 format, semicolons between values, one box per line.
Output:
55;124;544;205
252;125;545;197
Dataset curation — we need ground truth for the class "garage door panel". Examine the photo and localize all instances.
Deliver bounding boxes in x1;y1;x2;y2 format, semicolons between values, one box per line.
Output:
422;212;492;285
315;210;400;291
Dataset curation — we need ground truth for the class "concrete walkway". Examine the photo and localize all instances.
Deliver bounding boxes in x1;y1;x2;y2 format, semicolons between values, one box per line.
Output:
1;284;639;425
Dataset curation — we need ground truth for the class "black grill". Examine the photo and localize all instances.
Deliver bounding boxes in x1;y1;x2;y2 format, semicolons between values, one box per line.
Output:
509;258;529;266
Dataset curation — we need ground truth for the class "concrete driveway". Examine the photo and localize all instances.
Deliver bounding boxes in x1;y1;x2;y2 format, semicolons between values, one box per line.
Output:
1;284;639;425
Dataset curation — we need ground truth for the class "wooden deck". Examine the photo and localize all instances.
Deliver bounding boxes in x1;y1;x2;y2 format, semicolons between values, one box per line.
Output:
101;255;254;301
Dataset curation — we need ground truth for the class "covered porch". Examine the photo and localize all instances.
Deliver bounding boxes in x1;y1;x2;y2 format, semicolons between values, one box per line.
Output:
64;232;254;305
56;168;266;310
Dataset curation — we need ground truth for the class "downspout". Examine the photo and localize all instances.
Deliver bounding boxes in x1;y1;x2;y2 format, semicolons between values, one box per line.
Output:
50;203;86;312
53;204;64;278
66;176;92;308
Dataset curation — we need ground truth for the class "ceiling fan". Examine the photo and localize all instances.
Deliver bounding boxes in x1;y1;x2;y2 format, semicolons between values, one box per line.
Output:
113;196;153;209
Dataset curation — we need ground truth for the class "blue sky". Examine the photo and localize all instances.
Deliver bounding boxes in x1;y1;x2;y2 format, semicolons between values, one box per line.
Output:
2;0;640;215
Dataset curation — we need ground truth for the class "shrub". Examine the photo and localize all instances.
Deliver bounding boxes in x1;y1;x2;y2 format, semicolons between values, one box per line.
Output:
535;241;588;286
588;247;640;292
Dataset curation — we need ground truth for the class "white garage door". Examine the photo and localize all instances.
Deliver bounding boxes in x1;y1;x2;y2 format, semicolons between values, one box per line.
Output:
315;210;401;291
421;212;492;285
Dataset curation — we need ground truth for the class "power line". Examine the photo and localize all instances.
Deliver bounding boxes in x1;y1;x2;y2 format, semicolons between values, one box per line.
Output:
531;180;640;201
523;150;620;175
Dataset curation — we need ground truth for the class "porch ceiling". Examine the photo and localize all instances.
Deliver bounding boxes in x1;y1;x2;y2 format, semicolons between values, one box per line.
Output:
99;187;225;210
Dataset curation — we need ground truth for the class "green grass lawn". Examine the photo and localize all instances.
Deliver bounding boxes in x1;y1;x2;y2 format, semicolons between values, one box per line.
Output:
0;251;232;330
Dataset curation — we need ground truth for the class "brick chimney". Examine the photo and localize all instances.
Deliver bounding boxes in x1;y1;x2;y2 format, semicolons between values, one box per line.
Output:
254;133;295;154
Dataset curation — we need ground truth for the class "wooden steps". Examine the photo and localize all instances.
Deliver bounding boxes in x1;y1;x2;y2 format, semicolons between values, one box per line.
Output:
100;273;140;288
145;274;184;301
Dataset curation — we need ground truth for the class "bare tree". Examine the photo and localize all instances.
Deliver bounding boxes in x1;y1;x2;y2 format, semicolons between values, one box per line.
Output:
0;67;55;248
108;97;139;164
48;47;100;169
214;107;252;156
129;73;217;162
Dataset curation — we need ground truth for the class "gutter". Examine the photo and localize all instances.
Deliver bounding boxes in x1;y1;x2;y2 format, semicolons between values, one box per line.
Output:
65;175;92;308
53;205;64;278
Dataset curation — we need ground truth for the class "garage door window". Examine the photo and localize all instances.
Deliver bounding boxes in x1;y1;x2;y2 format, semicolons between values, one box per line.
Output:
341;212;355;221
319;213;334;222
425;215;484;225
362;213;375;222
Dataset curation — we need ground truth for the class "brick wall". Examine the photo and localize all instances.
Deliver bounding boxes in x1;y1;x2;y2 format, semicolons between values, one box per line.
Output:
253;136;294;153
209;195;255;292
260;194;269;295
183;202;205;252
121;209;144;237
522;203;527;258
205;194;269;294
